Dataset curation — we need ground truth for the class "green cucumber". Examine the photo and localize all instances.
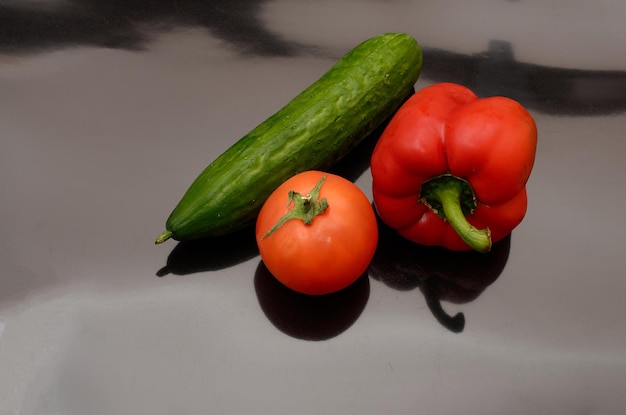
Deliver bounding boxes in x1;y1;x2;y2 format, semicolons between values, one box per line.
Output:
156;32;422;244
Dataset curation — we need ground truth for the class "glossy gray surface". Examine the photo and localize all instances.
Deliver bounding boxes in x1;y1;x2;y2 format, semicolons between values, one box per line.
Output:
2;1;626;414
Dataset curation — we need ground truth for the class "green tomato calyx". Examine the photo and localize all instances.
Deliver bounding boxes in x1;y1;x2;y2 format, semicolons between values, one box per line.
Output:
263;175;329;239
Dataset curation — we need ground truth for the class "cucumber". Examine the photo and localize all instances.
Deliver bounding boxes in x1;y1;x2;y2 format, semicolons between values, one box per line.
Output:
156;32;422;244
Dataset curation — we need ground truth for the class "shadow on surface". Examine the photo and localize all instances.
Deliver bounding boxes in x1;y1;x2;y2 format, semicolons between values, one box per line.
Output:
156;226;259;277
254;261;370;341
369;214;511;333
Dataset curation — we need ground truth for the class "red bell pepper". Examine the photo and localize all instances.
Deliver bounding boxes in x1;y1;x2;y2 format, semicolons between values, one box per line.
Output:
370;82;537;252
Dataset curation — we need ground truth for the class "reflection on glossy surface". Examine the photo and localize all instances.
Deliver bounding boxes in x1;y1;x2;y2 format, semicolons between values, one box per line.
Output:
421;42;626;116
0;0;300;56
369;215;510;333
3;1;625;118
255;261;370;341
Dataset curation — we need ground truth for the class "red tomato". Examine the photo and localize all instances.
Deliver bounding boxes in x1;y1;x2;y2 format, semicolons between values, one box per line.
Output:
256;170;378;295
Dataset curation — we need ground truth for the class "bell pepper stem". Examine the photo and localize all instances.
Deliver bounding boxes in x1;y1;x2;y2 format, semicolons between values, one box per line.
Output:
420;174;492;252
436;186;491;252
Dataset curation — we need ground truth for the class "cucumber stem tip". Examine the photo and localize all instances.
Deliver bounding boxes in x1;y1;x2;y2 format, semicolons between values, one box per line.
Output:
155;230;172;245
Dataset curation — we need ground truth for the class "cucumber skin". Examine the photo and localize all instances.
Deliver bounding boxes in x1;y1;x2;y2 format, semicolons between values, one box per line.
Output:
161;32;422;242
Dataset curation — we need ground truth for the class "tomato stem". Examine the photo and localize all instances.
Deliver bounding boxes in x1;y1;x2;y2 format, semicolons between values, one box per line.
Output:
263;176;329;239
420;174;491;252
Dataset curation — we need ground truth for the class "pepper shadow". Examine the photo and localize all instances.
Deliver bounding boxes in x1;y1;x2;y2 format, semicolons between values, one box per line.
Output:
254;261;370;341
368;213;511;333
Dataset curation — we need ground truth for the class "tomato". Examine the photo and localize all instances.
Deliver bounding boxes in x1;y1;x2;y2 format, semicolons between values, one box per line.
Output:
256;170;378;295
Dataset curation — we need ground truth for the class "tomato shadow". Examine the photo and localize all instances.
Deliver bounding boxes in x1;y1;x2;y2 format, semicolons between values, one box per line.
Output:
254;261;370;341
368;214;511;333
156;226;259;276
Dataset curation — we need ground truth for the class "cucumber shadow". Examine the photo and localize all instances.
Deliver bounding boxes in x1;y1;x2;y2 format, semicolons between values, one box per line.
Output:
254;261;370;341
368;213;511;333
156;226;259;276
